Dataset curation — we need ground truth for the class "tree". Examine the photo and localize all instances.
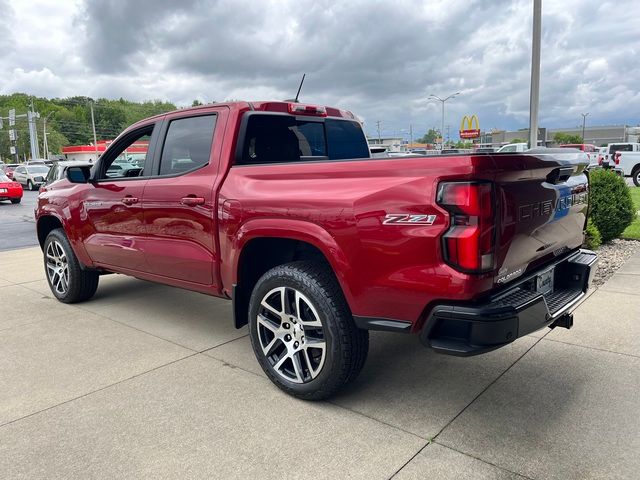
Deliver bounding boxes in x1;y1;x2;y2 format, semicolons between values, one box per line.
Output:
191;99;203;107
416;128;440;144
553;132;583;145
511;137;527;143
0;93;177;159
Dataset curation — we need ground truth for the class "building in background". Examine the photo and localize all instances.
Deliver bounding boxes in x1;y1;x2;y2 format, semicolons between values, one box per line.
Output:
479;125;639;148
61;139;148;163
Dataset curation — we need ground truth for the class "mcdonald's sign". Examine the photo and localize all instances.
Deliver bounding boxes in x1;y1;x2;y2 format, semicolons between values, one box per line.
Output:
459;115;480;139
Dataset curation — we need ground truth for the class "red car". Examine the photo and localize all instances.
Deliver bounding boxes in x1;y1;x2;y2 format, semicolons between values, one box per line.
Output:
0;173;23;204
4;164;18;180
35;101;597;399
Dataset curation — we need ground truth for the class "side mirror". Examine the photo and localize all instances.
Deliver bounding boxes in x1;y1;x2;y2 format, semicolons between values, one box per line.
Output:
66;166;92;184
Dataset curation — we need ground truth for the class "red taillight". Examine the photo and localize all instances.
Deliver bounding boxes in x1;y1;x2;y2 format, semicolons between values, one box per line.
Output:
437;182;495;273
287;103;327;117
615;152;621;165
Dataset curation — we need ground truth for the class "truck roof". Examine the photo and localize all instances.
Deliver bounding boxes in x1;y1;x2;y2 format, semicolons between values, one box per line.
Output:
134;101;357;126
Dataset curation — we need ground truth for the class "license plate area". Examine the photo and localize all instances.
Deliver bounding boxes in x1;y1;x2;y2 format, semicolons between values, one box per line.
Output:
0;188;6;193
536;267;555;295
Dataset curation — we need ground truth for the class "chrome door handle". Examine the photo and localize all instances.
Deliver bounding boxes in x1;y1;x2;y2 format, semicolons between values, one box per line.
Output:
121;196;139;205
181;196;205;206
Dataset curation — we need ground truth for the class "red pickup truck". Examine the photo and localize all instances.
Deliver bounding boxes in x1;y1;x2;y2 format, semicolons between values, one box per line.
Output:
36;101;597;399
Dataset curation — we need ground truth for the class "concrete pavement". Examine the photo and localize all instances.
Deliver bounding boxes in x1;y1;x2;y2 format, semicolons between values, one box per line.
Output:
1;247;639;479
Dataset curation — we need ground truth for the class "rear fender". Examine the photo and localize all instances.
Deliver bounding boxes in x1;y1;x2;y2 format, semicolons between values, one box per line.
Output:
227;218;355;308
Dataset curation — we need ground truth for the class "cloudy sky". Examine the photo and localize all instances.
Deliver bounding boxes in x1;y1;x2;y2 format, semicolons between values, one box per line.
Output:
1;0;638;140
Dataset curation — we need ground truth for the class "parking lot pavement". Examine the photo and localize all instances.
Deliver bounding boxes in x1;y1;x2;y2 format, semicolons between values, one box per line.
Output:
1;247;640;479
0;190;39;251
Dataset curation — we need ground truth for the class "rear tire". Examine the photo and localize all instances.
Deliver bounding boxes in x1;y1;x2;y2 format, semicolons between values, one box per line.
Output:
248;261;368;400
10;198;21;204
43;228;99;303
632;166;640;187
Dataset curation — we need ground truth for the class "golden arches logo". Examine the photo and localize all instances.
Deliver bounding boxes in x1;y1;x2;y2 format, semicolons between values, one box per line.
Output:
459;115;480;139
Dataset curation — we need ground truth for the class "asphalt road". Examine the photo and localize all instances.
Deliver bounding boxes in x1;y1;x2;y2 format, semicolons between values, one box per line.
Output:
0;190;39;251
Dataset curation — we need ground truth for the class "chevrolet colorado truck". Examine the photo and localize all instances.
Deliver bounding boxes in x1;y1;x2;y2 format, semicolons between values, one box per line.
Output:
35;101;597;400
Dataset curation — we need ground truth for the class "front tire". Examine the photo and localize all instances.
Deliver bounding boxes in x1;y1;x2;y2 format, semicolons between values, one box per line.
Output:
10;198;21;204
248;261;368;400
27;180;34;191
44;229;99;303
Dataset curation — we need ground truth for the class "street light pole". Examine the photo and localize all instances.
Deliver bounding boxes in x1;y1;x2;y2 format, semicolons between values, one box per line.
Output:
528;0;542;149
581;113;589;142
428;92;460;147
43;119;49;160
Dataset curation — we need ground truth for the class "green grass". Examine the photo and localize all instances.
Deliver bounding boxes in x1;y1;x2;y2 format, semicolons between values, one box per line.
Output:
621;187;640;240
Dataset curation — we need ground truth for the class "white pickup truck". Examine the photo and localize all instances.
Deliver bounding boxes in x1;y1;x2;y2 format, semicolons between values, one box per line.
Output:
608;143;640;186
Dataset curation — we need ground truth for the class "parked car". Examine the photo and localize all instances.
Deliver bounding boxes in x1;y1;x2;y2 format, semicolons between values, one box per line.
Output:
12;164;50;190
3;163;20;180
497;142;528;153
105;162;142;178
40;161;93;192
559;144;598;166
36;100;597;400
474;147;496;153
0;173;23;204
612;150;640;186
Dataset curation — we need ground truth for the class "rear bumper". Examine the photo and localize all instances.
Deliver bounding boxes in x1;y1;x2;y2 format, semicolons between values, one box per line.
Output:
420;249;598;356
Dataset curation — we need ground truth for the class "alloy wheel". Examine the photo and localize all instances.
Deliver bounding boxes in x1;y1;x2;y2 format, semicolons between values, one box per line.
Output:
46;240;69;295
256;286;327;384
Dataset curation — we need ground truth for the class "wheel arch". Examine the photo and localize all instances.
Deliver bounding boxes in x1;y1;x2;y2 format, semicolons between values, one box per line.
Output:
36;214;64;249
229;219;355;329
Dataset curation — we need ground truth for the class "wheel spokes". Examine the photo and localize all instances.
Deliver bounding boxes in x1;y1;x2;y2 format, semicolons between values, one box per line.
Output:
45;241;69;295
291;351;304;383
256;286;327;384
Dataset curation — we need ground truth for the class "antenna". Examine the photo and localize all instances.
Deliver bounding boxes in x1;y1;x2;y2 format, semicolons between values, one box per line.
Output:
287;74;305;103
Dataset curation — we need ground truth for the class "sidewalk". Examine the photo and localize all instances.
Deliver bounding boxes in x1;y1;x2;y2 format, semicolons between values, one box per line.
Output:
1;247;639;479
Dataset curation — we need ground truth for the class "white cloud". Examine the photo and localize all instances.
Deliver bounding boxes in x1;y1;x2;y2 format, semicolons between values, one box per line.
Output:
1;0;639;140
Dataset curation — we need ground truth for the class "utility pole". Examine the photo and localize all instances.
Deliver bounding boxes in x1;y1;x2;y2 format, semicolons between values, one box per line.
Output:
376;120;382;143
528;0;542;149
409;124;413;146
428;92;460;148
445;125;451;145
28;99;41;160
581;113;589;142
90;101;99;158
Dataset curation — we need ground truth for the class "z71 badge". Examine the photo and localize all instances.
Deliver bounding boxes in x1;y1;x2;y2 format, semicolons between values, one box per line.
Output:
383;213;437;225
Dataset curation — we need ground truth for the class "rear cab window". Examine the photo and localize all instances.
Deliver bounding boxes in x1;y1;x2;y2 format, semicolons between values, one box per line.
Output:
237;114;369;166
609;144;633;154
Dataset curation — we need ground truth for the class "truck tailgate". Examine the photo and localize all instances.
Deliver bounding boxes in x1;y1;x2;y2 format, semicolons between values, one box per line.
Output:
492;150;589;286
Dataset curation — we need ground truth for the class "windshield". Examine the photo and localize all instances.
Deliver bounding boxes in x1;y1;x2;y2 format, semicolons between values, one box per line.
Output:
26;166;50;174
0;174;10;182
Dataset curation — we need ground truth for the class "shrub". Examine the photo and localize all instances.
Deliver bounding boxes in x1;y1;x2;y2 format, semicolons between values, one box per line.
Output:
588;169;636;242
583;219;601;250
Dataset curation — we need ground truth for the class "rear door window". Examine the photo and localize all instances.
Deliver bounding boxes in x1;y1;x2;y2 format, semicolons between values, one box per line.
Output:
158;115;217;176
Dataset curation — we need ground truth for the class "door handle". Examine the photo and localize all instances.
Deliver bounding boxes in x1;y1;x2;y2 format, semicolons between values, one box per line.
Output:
181;196;205;206
121;196;139;205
